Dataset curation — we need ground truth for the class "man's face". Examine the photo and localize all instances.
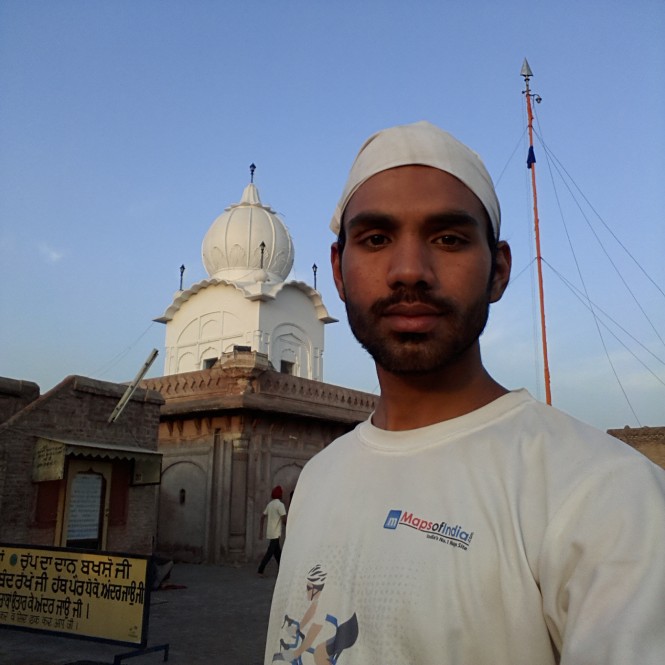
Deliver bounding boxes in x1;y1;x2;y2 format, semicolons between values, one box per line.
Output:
331;165;511;376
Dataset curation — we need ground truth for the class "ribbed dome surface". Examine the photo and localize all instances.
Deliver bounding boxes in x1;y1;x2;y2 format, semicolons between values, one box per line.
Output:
201;182;294;283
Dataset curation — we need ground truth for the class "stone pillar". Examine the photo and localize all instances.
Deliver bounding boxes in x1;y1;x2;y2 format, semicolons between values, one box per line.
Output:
219;437;234;560
245;434;258;561
208;429;225;564
228;438;248;559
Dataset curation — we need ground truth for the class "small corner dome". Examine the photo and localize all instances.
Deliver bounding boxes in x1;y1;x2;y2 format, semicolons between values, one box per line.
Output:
201;179;295;284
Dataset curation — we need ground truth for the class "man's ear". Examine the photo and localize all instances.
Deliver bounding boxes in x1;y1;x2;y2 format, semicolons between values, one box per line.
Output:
489;241;512;303
330;242;346;302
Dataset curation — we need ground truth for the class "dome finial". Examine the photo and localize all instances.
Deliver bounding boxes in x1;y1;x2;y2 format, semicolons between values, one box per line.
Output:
250;163;256;183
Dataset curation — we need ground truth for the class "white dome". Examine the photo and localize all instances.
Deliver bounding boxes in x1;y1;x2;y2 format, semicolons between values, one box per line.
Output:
201;180;295;284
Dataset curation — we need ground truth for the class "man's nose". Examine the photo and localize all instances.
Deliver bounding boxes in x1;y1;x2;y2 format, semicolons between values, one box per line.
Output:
386;238;436;288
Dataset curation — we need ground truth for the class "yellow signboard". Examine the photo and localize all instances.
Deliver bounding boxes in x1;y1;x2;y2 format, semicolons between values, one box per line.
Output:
0;544;150;646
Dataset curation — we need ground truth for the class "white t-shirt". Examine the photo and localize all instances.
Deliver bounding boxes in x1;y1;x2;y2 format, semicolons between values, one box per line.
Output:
265;390;665;665
264;498;287;540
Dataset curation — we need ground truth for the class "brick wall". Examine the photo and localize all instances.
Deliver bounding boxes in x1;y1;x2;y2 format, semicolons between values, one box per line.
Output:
0;375;163;555
0;377;39;424
608;426;665;470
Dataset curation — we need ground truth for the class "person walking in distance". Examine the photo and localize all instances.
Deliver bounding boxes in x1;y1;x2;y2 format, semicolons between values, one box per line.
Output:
258;485;287;576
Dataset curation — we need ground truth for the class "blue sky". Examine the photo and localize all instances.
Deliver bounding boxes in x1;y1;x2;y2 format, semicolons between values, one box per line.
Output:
1;1;663;431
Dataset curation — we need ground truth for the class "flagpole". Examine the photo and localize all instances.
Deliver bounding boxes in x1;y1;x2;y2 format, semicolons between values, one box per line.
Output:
521;59;552;405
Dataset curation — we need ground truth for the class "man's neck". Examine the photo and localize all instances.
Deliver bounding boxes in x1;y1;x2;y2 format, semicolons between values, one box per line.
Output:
371;351;508;431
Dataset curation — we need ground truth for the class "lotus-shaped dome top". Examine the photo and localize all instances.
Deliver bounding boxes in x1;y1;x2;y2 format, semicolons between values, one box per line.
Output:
201;173;294;284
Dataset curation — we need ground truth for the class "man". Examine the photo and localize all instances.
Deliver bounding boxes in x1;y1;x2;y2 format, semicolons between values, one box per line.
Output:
264;121;665;664
258;485;287;576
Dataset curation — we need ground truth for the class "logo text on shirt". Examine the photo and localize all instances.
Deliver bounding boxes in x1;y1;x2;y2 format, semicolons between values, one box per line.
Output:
383;509;474;551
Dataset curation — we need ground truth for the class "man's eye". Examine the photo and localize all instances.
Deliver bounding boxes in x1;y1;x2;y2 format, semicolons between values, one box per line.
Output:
434;234;466;246
363;234;389;247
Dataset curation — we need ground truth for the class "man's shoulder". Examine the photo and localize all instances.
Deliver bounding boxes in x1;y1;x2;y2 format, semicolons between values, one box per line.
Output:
510;391;664;474
298;423;364;475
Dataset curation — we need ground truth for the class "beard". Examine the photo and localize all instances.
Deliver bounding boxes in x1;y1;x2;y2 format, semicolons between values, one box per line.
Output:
343;284;491;376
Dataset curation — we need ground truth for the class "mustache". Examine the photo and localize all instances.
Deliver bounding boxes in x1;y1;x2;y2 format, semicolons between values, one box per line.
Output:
369;287;457;317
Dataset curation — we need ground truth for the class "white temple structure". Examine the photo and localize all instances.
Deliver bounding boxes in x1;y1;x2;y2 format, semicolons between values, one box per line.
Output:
155;167;337;379
144;167;374;564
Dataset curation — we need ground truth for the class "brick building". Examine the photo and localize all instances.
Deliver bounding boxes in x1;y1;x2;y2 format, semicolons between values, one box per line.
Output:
0;375;163;555
607;425;665;470
142;348;375;564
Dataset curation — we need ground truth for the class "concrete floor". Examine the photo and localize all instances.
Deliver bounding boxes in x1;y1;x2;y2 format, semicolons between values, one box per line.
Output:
0;561;277;665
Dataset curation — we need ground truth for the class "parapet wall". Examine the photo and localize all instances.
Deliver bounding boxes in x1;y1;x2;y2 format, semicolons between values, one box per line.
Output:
143;359;376;424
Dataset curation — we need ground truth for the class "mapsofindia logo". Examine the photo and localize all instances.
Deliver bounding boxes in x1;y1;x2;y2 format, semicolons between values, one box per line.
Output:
383;509;474;550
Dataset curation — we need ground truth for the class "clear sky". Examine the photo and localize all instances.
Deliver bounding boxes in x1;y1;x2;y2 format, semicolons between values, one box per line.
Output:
1;1;663;431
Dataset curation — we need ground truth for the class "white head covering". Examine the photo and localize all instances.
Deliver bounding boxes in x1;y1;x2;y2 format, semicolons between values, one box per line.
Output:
330;120;500;239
